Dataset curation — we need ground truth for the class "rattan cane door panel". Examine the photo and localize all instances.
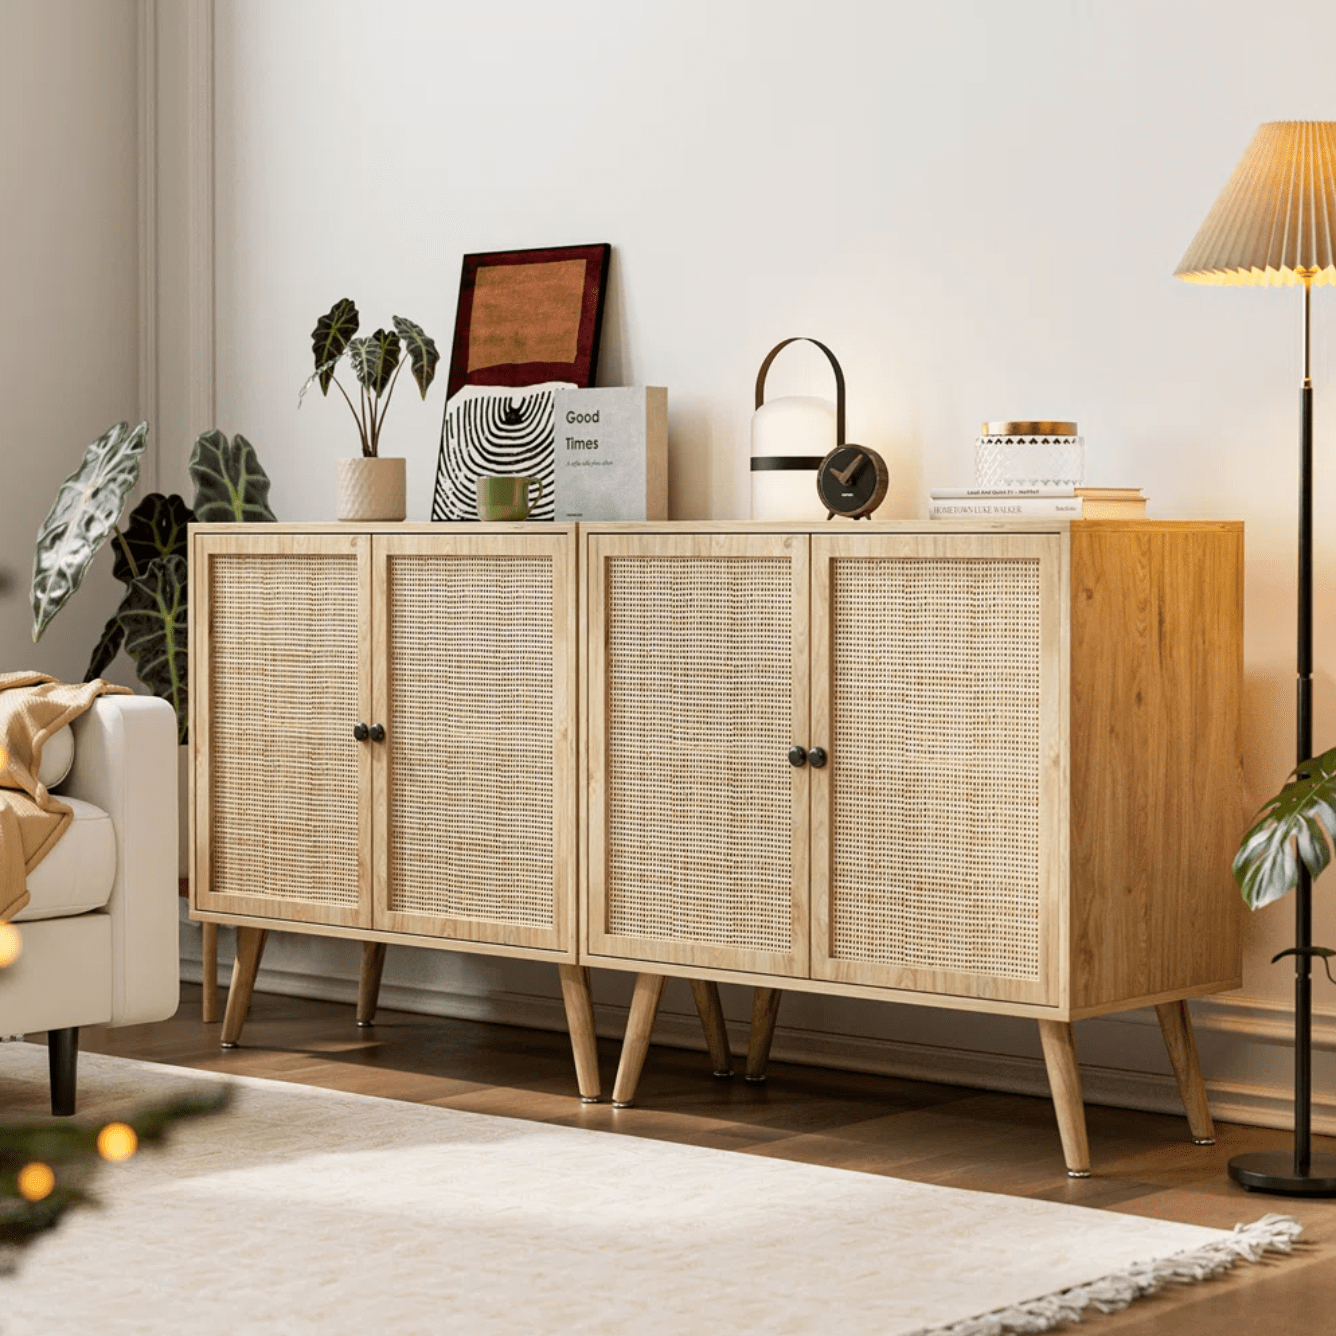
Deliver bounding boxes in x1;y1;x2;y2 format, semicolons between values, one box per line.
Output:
810;533;1066;1005
371;534;575;955
192;533;373;928
585;533;810;977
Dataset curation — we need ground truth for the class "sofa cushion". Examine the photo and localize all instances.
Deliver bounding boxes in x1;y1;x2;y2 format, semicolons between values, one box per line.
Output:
39;723;75;789
13;797;116;921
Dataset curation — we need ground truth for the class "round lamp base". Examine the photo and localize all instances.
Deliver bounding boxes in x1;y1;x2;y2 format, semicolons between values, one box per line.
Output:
1228;1150;1336;1196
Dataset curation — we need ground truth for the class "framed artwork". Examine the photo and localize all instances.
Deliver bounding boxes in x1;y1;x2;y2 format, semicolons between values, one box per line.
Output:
432;383;565;522
446;243;612;398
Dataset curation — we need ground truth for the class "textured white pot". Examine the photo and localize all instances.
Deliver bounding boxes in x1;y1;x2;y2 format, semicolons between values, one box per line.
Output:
336;456;406;522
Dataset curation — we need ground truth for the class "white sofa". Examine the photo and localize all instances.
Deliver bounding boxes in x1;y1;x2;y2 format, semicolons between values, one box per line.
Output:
0;694;179;1113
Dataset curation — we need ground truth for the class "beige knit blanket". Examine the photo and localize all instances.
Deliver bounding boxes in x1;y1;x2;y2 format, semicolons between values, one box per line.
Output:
0;672;131;922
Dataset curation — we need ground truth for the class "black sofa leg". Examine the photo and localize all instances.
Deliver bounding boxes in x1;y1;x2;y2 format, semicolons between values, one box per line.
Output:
48;1027;78;1117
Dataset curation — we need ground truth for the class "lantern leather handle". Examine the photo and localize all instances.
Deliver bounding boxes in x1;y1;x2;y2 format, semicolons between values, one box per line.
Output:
754;338;846;446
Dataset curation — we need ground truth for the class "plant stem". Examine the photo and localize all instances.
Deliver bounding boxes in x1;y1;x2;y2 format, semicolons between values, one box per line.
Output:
357;379;373;456
330;374;362;450
373;360;407;456
113;525;140;579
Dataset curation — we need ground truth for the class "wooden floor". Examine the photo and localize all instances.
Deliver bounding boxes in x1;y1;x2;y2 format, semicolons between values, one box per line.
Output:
75;985;1336;1334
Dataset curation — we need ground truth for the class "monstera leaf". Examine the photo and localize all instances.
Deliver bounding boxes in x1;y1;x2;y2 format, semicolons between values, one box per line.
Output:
30;422;149;641
348;329;402;398
189;431;276;524
112;492;195;585
1234;747;1336;909
311;298;359;394
391;316;440;399
117;555;189;742
83;615;125;683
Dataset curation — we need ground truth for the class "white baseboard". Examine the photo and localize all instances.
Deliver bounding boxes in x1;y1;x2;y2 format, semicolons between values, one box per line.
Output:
180;933;1336;1137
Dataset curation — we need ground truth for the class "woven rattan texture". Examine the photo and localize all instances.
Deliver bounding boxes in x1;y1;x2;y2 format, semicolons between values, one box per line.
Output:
605;556;793;952
830;557;1041;980
209;555;361;907
386;555;554;928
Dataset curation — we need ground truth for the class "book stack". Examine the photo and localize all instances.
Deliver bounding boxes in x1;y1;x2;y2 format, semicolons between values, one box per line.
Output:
928;487;1146;520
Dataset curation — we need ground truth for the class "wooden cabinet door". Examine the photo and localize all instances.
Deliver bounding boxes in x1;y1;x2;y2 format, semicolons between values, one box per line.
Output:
809;532;1065;1006
192;532;373;929
371;533;576;956
585;532;810;977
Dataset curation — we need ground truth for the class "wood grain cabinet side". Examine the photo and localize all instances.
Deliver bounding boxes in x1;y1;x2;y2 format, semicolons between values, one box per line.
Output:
580;520;1245;1172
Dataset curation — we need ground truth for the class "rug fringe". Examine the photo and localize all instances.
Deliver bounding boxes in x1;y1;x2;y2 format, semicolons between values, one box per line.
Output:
905;1213;1303;1336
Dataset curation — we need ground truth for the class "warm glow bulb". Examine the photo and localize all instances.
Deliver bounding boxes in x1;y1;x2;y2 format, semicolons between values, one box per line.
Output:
97;1122;138;1163
17;1162;55;1202
0;922;21;969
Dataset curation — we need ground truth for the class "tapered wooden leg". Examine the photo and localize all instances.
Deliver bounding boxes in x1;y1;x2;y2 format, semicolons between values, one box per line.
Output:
612;972;666;1108
357;942;388;1027
220;928;268;1048
559;964;602;1102
745;987;783;1083
47;1027;78;1117
201;922;219;1023
1155;999;1216;1144
689;979;734;1078
1038;1019;1091;1177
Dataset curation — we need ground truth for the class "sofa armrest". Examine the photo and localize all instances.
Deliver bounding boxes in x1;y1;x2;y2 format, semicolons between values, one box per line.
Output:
65;695;179;1026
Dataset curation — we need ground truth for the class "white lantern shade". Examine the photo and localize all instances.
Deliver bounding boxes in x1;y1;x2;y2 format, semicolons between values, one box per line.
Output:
750;395;835;520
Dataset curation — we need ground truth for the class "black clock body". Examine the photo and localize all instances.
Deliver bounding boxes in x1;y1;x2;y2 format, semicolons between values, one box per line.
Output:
816;444;889;519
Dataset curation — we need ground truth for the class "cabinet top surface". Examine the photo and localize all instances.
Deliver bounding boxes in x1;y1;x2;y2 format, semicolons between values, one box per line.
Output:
189;519;1243;536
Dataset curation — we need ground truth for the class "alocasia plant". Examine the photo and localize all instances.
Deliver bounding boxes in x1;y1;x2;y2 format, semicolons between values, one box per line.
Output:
1233;749;1336;980
300;299;440;456
31;425;275;742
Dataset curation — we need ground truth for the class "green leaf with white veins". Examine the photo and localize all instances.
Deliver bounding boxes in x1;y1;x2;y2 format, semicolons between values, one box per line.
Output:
83;613;125;683
1234;746;1336;909
391;316;440;399
117;555;189;743
348;330;401;397
189;431;276;523
31;421;148;641
112;492;195;585
311;298;359;394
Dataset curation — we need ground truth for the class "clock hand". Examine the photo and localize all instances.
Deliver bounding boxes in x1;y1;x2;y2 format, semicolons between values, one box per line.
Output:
833;455;865;486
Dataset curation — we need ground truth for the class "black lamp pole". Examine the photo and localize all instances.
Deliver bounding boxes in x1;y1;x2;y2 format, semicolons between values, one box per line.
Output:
1229;274;1336;1195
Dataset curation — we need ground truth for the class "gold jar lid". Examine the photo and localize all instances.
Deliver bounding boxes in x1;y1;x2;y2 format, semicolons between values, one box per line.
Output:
981;420;1078;437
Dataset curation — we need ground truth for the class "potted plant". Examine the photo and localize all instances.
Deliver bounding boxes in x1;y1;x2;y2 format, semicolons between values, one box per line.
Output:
30;423;276;874
1232;751;1336;1188
302;299;440;522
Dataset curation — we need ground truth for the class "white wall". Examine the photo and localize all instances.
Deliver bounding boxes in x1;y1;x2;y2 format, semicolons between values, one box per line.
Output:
0;0;140;686
169;0;1336;1129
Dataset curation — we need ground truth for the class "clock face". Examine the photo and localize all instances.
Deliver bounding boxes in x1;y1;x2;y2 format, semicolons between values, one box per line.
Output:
816;445;888;518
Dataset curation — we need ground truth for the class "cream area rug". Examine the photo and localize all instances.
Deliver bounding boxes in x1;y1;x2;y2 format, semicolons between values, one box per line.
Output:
0;1045;1300;1336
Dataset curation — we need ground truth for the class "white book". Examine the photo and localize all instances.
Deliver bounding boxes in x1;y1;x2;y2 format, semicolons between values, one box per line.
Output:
930;486;1076;499
929;497;1084;519
552;387;668;522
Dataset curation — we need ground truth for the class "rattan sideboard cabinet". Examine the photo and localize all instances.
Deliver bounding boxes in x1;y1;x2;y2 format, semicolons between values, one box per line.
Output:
581;520;1244;1174
188;523;601;1098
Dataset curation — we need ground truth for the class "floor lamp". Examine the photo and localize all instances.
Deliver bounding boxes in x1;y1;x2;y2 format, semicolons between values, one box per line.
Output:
1177;121;1336;1196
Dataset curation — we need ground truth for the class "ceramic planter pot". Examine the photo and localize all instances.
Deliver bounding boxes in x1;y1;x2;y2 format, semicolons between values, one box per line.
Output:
336;456;406;522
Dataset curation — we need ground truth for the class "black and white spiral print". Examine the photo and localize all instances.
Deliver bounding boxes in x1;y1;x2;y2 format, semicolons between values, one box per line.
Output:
432;387;561;521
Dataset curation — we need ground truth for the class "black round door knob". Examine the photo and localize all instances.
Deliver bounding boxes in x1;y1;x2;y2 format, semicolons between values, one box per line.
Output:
807;747;828;768
369;724;386;742
353;723;369;742
788;745;808;767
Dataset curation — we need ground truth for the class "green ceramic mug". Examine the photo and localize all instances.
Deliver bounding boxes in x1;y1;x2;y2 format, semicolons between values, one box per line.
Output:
475;475;544;522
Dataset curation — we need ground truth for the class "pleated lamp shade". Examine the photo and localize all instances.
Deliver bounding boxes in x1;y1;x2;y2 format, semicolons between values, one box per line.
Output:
1176;122;1336;287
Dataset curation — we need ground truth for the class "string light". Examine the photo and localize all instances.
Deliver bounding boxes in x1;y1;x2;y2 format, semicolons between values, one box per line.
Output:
17;1163;54;1202
96;1122;138;1162
0;922;21;969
